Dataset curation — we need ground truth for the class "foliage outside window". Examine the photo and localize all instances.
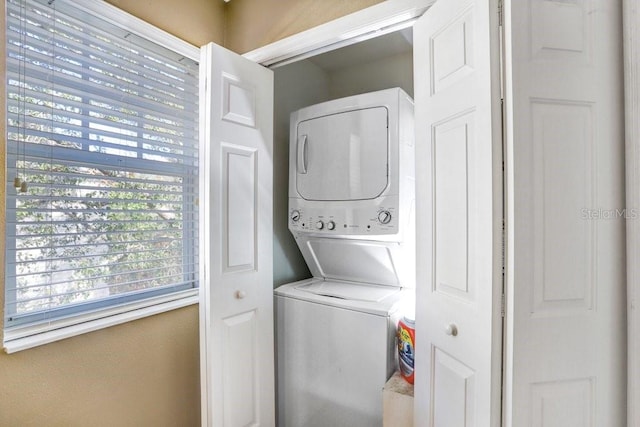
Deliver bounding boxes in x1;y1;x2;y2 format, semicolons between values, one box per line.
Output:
4;0;199;333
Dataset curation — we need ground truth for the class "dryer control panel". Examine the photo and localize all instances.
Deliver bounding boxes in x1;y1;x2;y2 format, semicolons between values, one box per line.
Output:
288;203;400;236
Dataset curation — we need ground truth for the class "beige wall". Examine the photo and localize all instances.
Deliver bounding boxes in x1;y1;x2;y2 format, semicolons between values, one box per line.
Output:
105;0;225;47
0;2;224;426
0;306;201;427
224;0;384;53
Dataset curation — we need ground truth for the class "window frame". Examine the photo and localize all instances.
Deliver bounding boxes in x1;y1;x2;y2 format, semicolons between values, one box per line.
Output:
2;0;201;353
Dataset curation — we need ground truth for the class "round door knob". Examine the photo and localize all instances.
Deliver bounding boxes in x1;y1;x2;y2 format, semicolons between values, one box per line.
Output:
315;220;324;230
378;210;392;224
327;221;336;230
290;210;301;222
235;290;246;299
445;323;458;336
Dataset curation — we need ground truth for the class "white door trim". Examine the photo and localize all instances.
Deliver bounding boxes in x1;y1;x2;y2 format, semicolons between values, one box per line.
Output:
242;0;435;67
623;1;639;426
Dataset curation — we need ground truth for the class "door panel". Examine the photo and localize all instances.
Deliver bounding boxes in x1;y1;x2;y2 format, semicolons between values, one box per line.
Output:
432;348;476;427
222;144;258;272
222;310;259;427
433;113;473;301
413;0;503;425
199;42;275;427
296;107;389;201
503;0;626;425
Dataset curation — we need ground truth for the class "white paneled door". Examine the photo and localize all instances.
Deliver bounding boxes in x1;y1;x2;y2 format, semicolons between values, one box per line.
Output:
199;42;275;427
413;0;504;426
503;0;626;426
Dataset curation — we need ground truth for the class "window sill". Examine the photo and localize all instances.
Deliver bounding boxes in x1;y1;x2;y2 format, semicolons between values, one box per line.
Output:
3;289;199;354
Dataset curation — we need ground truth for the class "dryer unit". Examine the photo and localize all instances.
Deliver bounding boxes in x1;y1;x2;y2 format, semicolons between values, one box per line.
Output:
277;88;415;427
288;87;416;287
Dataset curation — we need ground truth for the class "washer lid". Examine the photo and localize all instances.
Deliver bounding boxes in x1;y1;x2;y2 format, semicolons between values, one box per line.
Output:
275;278;410;317
296;280;398;302
304;238;400;286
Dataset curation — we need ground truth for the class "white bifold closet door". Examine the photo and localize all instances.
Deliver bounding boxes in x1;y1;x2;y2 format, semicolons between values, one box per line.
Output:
503;0;626;426
199;42;275;427
413;0;504;426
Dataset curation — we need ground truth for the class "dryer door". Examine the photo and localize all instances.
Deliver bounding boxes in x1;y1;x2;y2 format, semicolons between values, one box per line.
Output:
295;107;389;201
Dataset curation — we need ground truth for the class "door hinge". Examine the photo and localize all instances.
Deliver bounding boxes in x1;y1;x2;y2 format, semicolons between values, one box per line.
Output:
500;218;505;317
501;218;505;275
501;218;506;318
498;0;504;27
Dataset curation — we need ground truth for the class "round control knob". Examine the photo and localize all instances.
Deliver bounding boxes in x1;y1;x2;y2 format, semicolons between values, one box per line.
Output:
290;210;301;222
378;210;392;224
315;220;324;230
327;221;336;230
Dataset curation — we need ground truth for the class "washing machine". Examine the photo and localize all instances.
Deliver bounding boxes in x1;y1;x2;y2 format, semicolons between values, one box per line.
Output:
276;278;411;426
276;88;415;427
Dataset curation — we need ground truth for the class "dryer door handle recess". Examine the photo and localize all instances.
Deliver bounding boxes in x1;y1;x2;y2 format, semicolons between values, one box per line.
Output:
297;134;308;174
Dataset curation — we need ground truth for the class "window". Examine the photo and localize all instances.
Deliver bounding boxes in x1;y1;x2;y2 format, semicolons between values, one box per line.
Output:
4;0;199;349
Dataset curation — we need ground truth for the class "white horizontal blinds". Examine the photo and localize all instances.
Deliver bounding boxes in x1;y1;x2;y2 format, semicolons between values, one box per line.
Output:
5;0;199;327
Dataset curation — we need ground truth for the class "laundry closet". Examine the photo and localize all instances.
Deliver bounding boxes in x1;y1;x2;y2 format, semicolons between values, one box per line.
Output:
272;34;416;426
199;1;626;426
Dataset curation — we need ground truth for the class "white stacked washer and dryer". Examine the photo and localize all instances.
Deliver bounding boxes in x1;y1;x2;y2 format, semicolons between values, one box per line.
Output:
275;87;416;427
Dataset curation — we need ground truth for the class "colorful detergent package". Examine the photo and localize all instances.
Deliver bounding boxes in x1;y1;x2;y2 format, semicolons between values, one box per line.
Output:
397;316;415;384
